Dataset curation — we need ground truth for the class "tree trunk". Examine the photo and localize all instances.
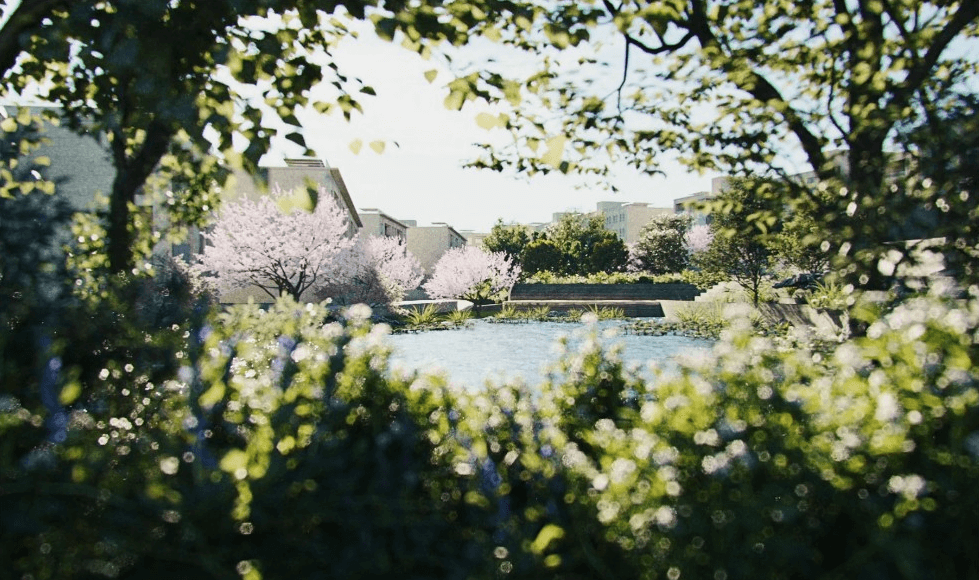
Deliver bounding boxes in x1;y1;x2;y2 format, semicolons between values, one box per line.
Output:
106;122;174;274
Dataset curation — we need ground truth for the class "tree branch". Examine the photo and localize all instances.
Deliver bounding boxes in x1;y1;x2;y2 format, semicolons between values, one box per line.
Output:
0;0;76;80
888;1;979;114
685;0;827;173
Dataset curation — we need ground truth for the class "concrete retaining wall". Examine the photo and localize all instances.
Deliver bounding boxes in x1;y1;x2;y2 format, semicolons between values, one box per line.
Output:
509;283;703;301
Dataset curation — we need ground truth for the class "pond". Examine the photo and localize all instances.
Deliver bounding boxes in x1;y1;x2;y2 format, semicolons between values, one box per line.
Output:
385;319;714;389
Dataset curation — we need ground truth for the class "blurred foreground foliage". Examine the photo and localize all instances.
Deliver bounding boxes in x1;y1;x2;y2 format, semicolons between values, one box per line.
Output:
2;248;978;579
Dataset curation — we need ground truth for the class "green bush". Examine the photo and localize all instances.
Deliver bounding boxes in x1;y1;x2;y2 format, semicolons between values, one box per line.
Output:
523;269;725;289
4;289;978;580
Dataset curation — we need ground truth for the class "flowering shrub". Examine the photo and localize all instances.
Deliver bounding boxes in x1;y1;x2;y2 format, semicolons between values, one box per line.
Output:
3;287;977;579
316;234;423;306
423;246;521;307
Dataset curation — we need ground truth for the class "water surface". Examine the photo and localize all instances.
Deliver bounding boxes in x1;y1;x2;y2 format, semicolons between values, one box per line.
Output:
385;319;713;389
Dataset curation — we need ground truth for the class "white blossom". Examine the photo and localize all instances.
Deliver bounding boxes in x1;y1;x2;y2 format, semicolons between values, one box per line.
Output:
423;246;521;304
196;184;356;300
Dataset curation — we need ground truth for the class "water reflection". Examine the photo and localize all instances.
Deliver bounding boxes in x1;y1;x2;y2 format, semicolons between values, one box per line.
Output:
385;319;713;389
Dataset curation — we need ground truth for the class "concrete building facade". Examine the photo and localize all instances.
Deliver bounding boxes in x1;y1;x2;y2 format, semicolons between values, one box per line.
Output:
406;222;467;274
594;201;673;244
673;191;714;225
358;208;409;240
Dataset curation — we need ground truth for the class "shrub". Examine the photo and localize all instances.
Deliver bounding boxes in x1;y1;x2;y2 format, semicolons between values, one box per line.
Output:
5;290;978;580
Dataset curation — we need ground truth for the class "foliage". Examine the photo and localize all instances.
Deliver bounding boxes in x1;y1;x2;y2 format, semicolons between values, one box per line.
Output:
445;308;473;324
481;219;531;262
894;93;979;285
5;2;979;579
316;234;423;306
4;262;979;580
429;0;979;284
774;187;835;275
803;280;851;310
631;214;692;275
568;305;627;321
589;236;630;274
684;224;713;257
196;184;356;301
698;178;780;306
522;305;553;321
523;269;725;289
0;0;416;273
544;212;628;275
423;246;521;310
403;302;442;326
520;238;564;276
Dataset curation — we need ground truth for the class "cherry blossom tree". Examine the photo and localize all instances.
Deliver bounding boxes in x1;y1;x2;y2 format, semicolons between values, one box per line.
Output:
196;185;356;301
423;246;521;311
685;224;713;257
316;235;423;306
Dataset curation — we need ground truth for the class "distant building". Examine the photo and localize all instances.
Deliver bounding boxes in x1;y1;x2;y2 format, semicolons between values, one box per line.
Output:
2;103;167;257
229;157;361;234
673;191;714;226
406;222;467;274
458;230;490;247
359;208;409;241
594;201;673;244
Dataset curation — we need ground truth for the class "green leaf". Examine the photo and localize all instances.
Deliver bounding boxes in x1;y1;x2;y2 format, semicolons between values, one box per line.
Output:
541;135;567;167
369;140;386;154
1;117;16;132
424;69;439;84
220;449;249;475
444;90;466;111
59;382;81;405
349;139;363;154
475;112;500;130
530;524;565;554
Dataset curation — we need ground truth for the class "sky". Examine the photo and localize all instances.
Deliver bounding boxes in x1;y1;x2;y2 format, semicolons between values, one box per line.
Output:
267;26;719;233
0;3;718;233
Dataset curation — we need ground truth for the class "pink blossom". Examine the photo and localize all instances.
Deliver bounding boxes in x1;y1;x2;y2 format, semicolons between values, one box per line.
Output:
319;235;423;305
196;184;356;300
423;246;521;305
685;224;713;255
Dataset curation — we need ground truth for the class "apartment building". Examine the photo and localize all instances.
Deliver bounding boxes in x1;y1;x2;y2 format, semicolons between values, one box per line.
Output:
406;222;467;274
673;191;714;226
594;201;673;244
459;230;490;247
359;208;409;241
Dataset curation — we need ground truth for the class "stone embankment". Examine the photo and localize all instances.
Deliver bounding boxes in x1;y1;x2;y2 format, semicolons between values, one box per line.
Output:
506;283;703;317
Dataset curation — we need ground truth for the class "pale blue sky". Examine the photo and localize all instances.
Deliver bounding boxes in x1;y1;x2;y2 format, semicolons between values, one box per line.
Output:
0;3;716;233
270;25;717;232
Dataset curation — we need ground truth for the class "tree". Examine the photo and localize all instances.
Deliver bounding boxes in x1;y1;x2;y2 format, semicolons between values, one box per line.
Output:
631;214;692;275
481;219;531;262
0;0;400;274
698;178;779;306
317;234;423;306
589;236;629;274
546;213;628;275
684;224;713;257
423;245;520;311
520;238;564;275
895;93;979;283
197;185;357;301
421;0;979;281
774;188;835;275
